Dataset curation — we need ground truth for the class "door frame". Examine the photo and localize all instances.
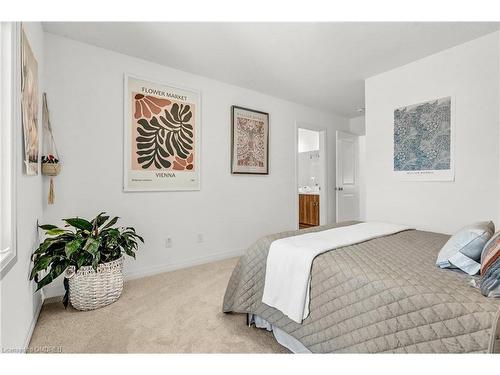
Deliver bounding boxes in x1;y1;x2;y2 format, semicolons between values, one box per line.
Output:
335;130;359;222
295;122;328;229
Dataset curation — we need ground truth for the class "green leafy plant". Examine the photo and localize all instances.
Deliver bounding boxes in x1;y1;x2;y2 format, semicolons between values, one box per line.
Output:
30;212;144;307
136;103;194;169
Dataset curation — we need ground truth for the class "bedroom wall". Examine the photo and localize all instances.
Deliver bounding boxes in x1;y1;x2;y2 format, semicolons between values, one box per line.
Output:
365;32;500;234
349;115;365;136
41;33;350;297
0;22;44;351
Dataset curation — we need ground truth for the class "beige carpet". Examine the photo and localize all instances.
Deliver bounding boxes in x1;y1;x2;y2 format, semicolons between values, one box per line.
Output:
29;257;288;353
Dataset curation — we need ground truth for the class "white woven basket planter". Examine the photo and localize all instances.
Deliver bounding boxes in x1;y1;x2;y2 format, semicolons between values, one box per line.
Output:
66;256;124;311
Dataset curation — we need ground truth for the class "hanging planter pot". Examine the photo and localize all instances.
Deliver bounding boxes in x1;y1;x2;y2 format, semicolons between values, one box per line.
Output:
41;156;61;176
41;163;61;176
41;93;61;203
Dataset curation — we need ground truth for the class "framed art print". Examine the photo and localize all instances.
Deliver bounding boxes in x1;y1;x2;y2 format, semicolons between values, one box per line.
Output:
21;27;39;175
231;106;269;174
124;74;201;191
393;96;454;181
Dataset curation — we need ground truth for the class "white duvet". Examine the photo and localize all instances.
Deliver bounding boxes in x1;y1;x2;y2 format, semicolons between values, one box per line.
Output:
262;222;411;323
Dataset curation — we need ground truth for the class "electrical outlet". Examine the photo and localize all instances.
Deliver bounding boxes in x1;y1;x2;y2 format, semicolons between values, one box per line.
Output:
197;233;204;243
165;237;172;248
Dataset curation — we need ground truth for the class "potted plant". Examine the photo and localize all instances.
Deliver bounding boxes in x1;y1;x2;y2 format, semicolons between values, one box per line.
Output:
30;212;144;310
41;153;61;176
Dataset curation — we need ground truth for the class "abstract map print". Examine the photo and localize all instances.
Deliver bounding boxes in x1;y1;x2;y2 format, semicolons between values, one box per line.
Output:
394;97;451;171
131;93;195;171
235;117;265;167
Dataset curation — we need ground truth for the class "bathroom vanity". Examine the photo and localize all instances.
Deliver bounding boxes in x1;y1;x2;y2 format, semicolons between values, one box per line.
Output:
299;193;319;229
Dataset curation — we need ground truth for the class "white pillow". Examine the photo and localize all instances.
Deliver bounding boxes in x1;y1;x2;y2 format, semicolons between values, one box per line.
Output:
436;221;495;275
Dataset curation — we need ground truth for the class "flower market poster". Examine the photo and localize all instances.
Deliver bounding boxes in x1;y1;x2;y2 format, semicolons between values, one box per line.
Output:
124;75;200;191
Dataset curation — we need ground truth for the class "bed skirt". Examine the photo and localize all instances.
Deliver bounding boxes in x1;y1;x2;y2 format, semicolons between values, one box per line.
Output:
248;314;311;353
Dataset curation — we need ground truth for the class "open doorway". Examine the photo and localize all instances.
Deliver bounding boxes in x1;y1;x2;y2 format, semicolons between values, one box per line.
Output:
296;126;327;229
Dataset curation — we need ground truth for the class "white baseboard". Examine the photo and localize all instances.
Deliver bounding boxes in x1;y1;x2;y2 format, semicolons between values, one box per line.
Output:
124;248;244;280
23;293;43;352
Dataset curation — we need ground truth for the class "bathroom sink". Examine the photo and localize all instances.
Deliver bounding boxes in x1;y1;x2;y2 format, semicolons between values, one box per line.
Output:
298;186;320;194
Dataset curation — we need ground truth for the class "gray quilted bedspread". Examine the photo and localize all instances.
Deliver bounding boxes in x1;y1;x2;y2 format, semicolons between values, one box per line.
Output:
223;222;500;353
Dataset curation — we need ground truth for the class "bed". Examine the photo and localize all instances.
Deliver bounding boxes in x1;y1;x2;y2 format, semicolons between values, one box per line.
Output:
223;221;500;353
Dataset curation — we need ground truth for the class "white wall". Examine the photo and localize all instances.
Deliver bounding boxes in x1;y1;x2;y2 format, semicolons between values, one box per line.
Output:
298;128;319;152
298;150;321;187
349;115;366;136
365;32;500;234
298;129;321;190
42;33;350;297
0;22;44;351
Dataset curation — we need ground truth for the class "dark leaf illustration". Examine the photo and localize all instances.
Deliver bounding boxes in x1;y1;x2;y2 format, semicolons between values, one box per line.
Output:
135;102;194;169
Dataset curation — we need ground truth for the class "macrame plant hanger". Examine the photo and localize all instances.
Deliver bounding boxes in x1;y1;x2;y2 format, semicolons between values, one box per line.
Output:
41;93;61;204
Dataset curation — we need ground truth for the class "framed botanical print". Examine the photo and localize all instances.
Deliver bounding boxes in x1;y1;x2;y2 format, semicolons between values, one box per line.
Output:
21;27;39;175
124;74;201;191
231;106;269;174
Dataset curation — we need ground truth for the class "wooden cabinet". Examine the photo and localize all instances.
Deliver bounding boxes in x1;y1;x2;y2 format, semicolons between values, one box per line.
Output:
299;194;319;229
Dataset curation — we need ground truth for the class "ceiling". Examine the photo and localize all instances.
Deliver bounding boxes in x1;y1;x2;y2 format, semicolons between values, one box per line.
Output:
43;22;500;118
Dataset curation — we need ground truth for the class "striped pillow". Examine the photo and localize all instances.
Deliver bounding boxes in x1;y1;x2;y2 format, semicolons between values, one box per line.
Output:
479;232;500;297
480;258;500;297
481;232;500;275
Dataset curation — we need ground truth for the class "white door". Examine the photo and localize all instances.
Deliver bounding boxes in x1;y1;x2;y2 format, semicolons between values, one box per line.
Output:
336;131;359;222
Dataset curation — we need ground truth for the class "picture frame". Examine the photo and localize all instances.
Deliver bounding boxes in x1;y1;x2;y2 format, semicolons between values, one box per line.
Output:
123;74;201;191
21;27;39;175
230;105;269;175
393;96;454;181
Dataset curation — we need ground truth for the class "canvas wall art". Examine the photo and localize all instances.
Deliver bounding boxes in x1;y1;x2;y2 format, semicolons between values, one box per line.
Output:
231;106;269;174
393;96;454;181
124;75;200;191
21;28;39;175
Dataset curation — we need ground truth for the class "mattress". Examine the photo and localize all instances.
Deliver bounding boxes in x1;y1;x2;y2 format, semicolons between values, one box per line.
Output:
223;222;500;353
